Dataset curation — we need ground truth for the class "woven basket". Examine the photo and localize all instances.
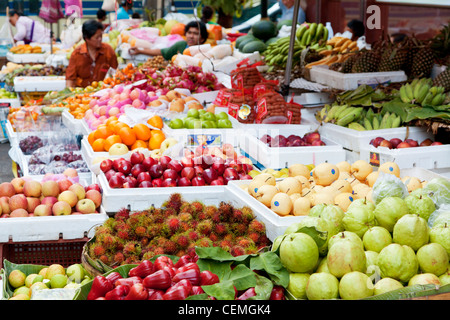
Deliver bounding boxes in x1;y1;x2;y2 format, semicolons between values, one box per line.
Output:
81;237;114;277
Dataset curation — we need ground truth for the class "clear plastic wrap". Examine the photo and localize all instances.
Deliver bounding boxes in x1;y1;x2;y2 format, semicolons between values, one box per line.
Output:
372;172;409;205
427;204;450;228
422;177;450;209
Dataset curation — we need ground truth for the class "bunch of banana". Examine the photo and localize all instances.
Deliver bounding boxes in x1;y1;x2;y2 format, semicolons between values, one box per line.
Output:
316;104;363;126
263;36;304;67
326;36;359;54
399;78;447;106
296;22;329;48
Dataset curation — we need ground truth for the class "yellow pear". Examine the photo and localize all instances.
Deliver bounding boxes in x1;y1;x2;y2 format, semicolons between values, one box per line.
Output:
293;197;311;216
294;175;311;189
271;193;293;216
312;163;340;186
378;161;400;178
336;161;351;174
288;164;310;178
330;179;352;194
339;171;351;180
365;171;379;187
310;191;335;206
278;177;302;195
402;176;422;192
334;192;355;211
351;183;371;199
254;185;278;207
350;160;373;181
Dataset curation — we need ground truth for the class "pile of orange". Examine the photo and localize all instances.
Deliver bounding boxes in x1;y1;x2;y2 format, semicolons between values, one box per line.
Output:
88;116;166;152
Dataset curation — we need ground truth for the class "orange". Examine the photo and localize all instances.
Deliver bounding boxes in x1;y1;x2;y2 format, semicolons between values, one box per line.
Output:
92;138;106;152
133;123;152;141
147;115;164;129
118;126;137;146
131;140;148;150
88;131;96;145
113;121;130;134
104;135;122;151
148;131;165;150
106;116;118;126
94;125;114;140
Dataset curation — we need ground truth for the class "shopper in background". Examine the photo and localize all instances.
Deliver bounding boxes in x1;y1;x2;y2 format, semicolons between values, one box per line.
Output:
8;10;52;44
345;19;365;41
96;9;109;29
278;0;306;24
66;19;118;88
117;0;133;20
201;6;216;25
128;20;208;61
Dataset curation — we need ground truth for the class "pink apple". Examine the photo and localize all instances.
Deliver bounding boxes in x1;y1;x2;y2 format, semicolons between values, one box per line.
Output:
0;196;11;215
76;198;97;214
11;178;26;194
58;179;73;192
69;183;86;200
26;197;41;213
34;204;52;216
9;194;28;211
58;190;78;207
52;201;72;216
23;180;42;198
397;141;412;148
0;182;16;197
195;145;209;157
405;139;418;147
379;140;393;149
41;180;60;198
85;184;102;193
41;196;58;207
10;208;29;218
431;141;443;146
85;189;102;208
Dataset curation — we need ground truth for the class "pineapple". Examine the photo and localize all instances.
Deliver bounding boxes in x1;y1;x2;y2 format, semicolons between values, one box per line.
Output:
433;68;450;92
410;44;435;78
351;49;381;73
341;53;359;73
378;44;408;72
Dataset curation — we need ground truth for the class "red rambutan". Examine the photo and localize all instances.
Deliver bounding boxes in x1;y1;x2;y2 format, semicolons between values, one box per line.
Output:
236;237;255;248
219;239;233;251
165;216;181;233
213;223;228;236
223;233;234;242
97;234;117;250
203;205;218;219
162;239;178;254
218;202;233;222
171;234;190;249
196;237;213;248
90;243;106;257
178;212;193;222
209;233;219;242
230;223;248;236
190;201;204;215
230;245;246;257
113;251;125;264
134;225;147;238
241;206;255;222
179;221;192;233
187;230;200;242
115;208;130;221
123;241;142;257
248;232;260;244
248;220;266;234
196;219;213;236
99;254;111;264
165;193;184;212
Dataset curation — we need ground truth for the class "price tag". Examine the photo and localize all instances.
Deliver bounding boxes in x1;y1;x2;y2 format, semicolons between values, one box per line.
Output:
255;98;267;124
227;103;239;119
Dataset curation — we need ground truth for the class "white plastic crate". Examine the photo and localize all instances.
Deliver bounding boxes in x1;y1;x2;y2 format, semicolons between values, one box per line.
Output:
0;98;21;108
309;65;407;90
0;210;108;243
13;76;66;92
239;127;346;170
228;180;307;240
318;123;434;153
6;51;47;64
400;167;449;181
360;143;450;170
61;109;91;136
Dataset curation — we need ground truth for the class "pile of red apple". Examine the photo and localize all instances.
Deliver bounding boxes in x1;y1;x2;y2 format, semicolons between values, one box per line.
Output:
101;146;254;189
88;254;220;300
0;175;102;218
260;132;325;147
370;137;443;149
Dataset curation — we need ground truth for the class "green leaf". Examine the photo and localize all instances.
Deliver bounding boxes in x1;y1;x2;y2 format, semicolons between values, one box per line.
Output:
249;251;289;287
202;280;237;300
225;264;257;290
250;274;273;300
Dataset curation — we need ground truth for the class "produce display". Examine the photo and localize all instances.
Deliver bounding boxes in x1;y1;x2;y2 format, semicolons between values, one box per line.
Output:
85;193;270;266
9;44;43;54
260;132;325;147
369;136;443;149
168;109;233;129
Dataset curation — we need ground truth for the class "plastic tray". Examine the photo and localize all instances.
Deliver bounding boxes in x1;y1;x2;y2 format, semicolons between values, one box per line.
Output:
61;109;91;136
318;123;434;153
0;210;108;243
239;127;346;170
6;51;47;64
360;143;450;170
309;65;408;90
13;76;66;92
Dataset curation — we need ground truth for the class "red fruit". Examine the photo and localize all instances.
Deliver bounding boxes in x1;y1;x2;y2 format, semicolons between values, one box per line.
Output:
105;284;130;300
379;139;393;149
370;137;385;148
105;271;122;284
172;266;200;286
177;177;192;187
199;270;220;286
162;279;192;300
143;269;172;290
167;159;183;172
162;178;177;188
180;156;194;168
130;151;145;165
269;286;285;300
389;138;403;149
159;155;172;170
181;167;195;180
190;286;205;295
137;171;152;184
397;141;412;148
174;255;193;269
154;255;174;270
131;164;147;178
177;262;199;274
202;168;219;184
108;174;124;188
87;276;114;300
100;159;113;173
192;176;206;186
123;176;138;188
304;132;321;144
147;288;165;300
236;287;256;300
163;266;177;278
124;282;149;300
114;276;142;288
128;260;154;278
431;141;443;146
139;181;153;188
405;139;418;147
142;157;157;171
117;160;132;175
152;178;164;188
419;138;433;146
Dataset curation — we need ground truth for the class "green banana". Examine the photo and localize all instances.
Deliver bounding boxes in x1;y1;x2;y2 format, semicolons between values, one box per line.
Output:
372;116;380;130
308;23;318;40
391;115;401;128
332;104;349;120
322;27;329;41
410;78;420;89
313;23;324;43
336;106;357;121
431;93;446;106
363;118;373;130
379;112;391;129
300;29;310;46
415;84;430;104
399;85;411;103
325;105;341;121
336;107;363;127
348;122;366;131
296;25;307;41
404;84;414;102
422;92;435;106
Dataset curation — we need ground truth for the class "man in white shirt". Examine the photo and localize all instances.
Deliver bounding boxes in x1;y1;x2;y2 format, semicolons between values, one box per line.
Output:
9;10;52;44
279;0;306;24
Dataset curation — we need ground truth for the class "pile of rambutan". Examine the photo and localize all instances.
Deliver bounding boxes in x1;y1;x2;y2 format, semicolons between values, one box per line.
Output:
87;193;271;267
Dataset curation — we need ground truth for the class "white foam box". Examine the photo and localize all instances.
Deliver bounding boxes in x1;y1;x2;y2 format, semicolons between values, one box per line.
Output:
227;180;306;240
0;98;21;109
318;123;434;153
163;112;242;148
6;51;48;64
13;76;66;92
239;126;346;170
61;109;91;136
0;210;108;242
400;167;449;181
309;65;408;91
360;143;450;170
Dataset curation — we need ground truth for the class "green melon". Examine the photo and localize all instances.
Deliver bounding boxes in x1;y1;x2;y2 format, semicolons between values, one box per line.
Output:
251;20;278;42
242;40;267;54
235;34;256;49
239;36;259;52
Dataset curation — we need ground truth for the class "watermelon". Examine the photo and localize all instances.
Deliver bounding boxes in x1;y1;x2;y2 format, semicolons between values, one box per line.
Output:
242;40;267;54
277;19;292;30
251;20;278;42
235;34;256;49
238;36;259;52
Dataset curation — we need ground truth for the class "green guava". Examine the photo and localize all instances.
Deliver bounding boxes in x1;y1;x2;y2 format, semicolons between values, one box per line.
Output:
342;204;377;238
372;174;408;205
376;243;418;283
392;214;429;251
326;239;366;278
416;243;449;276
429;208;450;228
404;194;436;222
373;277;404;295
305;272;340;300
374;197;410;232
309;204;345;233
287;273;310;300
298;216;337;256
315;257;330;273
363;226;393;253
279;232;319;273
347;198;376;212
365;250;379;278
439;269;450;286
339;271;374;300
422;177;450;208
429;223;450;257
328;231;364;251
408;273;441;286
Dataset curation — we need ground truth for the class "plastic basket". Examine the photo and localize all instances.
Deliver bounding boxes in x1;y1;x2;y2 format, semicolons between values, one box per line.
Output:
14;76;66;92
0;237;89;269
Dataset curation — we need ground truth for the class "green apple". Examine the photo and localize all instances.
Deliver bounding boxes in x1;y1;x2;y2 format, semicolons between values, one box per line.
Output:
169;118;184;129
217;119;233;128
187;108;200;118
50;274;68;288
66;264;86;284
191;119;202;129
202;120;215;129
200;112;216;122
183;117;196;128
198;109;206;117
216;111;229;120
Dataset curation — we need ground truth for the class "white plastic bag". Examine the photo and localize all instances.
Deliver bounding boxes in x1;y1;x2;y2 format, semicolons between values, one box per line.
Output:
102;0;116;12
372;172;409;205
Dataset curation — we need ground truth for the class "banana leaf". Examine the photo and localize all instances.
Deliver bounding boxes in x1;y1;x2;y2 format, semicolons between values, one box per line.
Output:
363;283;450;300
2;259;48;299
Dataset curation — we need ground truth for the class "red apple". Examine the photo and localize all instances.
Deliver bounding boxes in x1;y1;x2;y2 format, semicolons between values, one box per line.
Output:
184;149;194;159
210;179;225;185
41;196;58;207
9;194;28;212
419;138;434;146
100;159;113;173
181;167;195;180
113;158;124;171
200;155;214;169
389;138;403;148
239;173;253;180
177;177;192;187
180;156;194;168
57;179;73;192
85;184;101;193
405;139;418;147
194;166;204;177
162;178;177;188
228;160;242;173
191;176;206;186
195;145;209;157
163;169;179;181
130;151;145;165
123;176;138;188
211;157;225;175
149;164;163;178
304;132;321;144
142;157;157;171
221;143;234;157
159;156;172;170
202;168;219;184
85;189;102;208
137;172;152;184
223;167;239;182
260;134;272;145
370;137;385;148
311;140;326;146
117;160;132;176
379;140;393;149
109;174;124;188
397;141;412;148
167;159;183;173
431;141;443;146
151;178;163;188
138;181;153;188
131;164;147;178
0;182;16;197
241;163;253;174
105;169;116;181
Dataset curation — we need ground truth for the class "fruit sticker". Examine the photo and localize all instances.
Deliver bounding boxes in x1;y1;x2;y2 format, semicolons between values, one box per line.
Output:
238;104;251;121
227;103;239;119
213;89;232;108
369;152;380;167
187;134;222;147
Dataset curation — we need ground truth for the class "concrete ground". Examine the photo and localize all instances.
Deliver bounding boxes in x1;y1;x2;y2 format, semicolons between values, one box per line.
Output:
0;141;15;183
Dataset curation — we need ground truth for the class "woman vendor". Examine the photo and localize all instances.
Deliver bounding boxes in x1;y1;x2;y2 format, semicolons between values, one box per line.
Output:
65;20;118;88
